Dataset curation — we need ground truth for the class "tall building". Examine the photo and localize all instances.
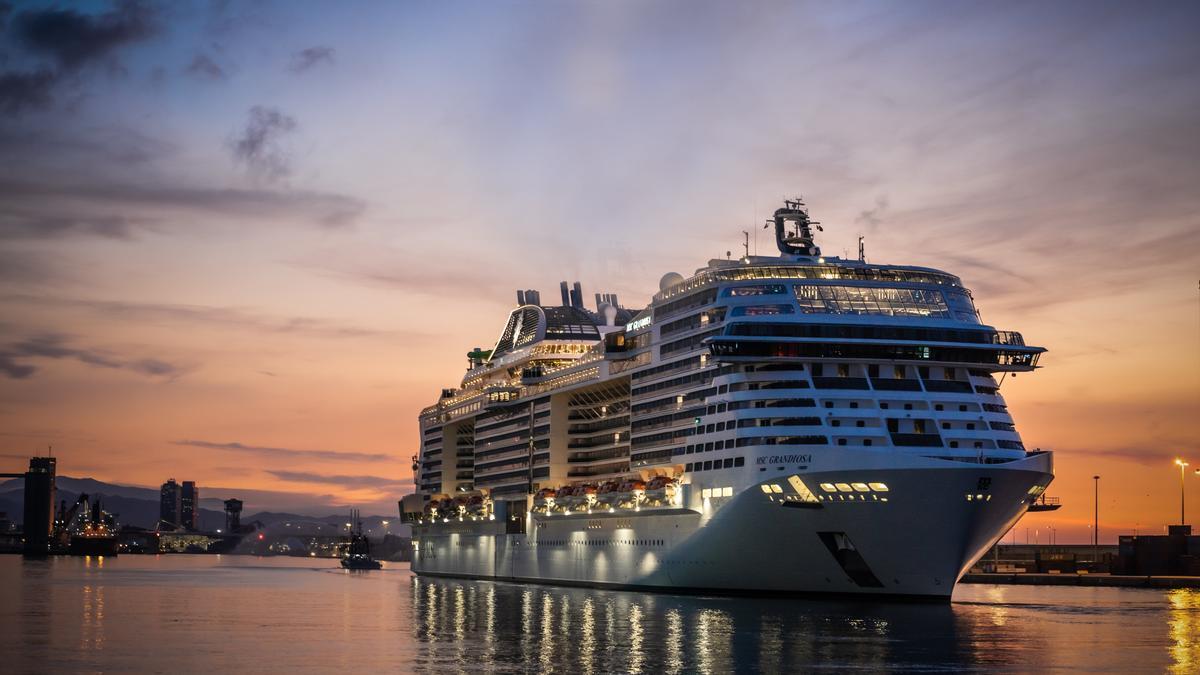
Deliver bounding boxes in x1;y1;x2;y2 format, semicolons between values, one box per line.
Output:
160;479;182;527
22;456;56;555
224;498;243;533
180;481;199;531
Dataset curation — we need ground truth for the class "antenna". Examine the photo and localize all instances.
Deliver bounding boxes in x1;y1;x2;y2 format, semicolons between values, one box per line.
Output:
858;235;866;262
742;230;750;259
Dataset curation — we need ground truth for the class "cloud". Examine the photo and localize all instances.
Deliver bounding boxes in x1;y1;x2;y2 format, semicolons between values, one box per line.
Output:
0;70;58;115
0;249;67;286
12;1;159;70
184;54;226;80
230;106;297;181
0;2;160;116
289;46;334;73
854;195;889;230
0;294;400;340
175;440;390;463
0;125;176;167
266;470;407;488
0;179;365;239
0;333;187;380
0;353;36;379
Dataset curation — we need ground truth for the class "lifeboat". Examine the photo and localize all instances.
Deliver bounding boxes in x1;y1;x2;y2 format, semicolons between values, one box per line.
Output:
580;484;599;507
596;480;622;505
620;478;647;493
534;487;557;512
555;485;578;508
644;476;677;505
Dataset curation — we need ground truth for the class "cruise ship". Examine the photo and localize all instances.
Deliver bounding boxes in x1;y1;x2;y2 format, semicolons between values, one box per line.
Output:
399;199;1053;601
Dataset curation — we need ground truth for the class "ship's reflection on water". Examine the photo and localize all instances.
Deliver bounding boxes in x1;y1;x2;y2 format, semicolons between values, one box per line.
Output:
3;558;1198;672
409;576;1004;672
408;576;1200;672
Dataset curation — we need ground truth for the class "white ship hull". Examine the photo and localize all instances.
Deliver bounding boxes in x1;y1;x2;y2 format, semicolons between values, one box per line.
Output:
412;451;1051;601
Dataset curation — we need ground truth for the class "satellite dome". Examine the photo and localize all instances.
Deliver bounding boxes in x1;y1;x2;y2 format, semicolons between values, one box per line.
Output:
659;272;685;292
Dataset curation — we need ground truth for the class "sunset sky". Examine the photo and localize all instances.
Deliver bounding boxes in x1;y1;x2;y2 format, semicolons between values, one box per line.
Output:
0;1;1197;535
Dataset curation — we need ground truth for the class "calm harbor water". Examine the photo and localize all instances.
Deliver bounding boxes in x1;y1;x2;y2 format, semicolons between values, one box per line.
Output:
1;555;1197;673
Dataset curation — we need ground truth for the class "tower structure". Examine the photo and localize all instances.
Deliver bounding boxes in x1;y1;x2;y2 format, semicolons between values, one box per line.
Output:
160;478;182;527
22;456;56;555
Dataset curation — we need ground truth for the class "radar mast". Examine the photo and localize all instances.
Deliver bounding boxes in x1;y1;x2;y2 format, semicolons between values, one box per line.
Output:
769;197;823;258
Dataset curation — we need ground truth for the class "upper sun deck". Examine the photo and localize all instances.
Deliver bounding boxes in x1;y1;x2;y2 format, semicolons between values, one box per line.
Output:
653;198;965;306
653;258;965;304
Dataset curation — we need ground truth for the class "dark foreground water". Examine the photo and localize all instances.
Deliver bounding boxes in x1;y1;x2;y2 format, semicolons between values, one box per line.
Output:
1;556;1197;673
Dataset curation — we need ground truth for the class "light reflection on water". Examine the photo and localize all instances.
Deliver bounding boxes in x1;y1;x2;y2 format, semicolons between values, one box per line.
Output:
1;556;1197;673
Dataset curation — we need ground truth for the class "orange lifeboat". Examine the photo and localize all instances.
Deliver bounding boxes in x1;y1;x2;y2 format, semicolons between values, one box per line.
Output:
621;478;647;492
646;476;672;491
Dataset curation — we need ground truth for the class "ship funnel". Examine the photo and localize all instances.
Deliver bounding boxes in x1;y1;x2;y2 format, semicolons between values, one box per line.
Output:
516;290;526;305
560;281;570;306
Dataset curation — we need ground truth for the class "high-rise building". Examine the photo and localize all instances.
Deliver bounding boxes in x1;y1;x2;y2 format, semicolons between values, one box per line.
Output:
160;479;182;527
224;498;243;533
181;481;199;531
22;456;56;555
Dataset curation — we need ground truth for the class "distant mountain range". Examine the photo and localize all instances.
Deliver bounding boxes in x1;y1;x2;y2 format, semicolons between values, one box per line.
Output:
0;476;406;535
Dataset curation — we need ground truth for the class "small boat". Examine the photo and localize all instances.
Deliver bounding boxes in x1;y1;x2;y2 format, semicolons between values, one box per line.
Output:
340;509;382;570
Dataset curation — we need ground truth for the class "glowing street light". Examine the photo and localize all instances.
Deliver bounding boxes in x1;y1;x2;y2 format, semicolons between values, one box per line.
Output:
1176;459;1189;526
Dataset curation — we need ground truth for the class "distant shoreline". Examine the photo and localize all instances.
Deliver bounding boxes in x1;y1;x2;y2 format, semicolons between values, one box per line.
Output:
962;572;1200;589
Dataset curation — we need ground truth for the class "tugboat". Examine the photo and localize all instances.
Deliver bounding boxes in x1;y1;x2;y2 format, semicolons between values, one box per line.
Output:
340;509;382;570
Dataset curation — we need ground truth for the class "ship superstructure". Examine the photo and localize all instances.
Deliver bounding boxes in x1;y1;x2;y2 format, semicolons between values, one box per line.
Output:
400;199;1053;601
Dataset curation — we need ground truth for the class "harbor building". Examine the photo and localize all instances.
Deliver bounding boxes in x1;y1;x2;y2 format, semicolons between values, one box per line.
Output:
181;480;200;531
160;478;182;527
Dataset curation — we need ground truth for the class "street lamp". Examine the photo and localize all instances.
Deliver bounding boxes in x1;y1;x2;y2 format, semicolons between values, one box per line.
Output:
1176;459;1189;526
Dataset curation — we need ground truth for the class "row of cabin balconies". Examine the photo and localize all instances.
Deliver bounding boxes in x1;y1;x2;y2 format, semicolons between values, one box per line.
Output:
629;386;718;419
473;453;550;478
474;440;549;463
566;415;630;435
631;448;674;468
567;460;630;479
567;431;629;449
630;406;707;434
476;464;550;487
567;445;631;465
567;403;630;422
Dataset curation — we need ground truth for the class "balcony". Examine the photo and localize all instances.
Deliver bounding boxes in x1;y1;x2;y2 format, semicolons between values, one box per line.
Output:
568;433;629;450
568;462;630;479
871;378;922;391
568;446;631;464
812;377;871;390
889;433;944;447
923;380;974;394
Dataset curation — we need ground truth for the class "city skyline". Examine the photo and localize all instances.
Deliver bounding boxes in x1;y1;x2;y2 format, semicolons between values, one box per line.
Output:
1;1;1198;536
